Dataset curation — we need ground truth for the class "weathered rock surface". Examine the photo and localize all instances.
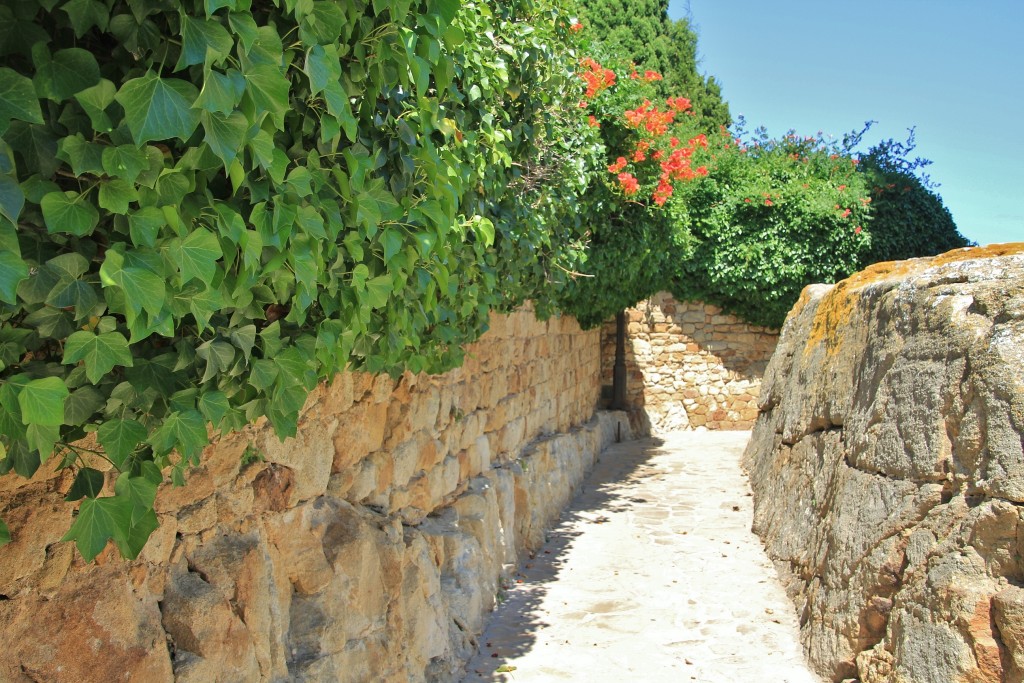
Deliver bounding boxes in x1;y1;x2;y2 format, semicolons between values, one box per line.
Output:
0;308;630;682
744;244;1024;682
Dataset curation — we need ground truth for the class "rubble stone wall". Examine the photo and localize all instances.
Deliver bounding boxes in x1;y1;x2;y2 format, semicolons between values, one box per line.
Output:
743;245;1024;682
0;308;629;683
601;292;778;433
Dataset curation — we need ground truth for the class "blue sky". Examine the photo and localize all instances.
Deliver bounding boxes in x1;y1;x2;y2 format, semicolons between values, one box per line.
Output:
668;0;1024;247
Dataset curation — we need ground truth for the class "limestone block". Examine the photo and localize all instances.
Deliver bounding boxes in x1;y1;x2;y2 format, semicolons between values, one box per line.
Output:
259;417;335;506
331;401;387;475
0;566;173;683
162;568;262;681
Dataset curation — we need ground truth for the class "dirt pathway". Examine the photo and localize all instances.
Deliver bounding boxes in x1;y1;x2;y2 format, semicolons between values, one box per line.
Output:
461;431;820;683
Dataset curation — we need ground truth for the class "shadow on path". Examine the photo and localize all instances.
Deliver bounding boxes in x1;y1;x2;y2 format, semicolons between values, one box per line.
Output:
460;431;820;683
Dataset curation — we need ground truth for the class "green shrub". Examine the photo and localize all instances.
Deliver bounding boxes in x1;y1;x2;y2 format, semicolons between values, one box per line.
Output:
558;53;872;329
852;128;970;262
671;127;871;328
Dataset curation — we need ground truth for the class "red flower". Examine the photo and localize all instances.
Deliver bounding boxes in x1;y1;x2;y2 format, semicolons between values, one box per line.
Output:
841;208;851;218
643;70;663;82
587;115;600;128
667;97;691;112
838;184;847;192
607;157;628;173
570;22;583;32
854;226;862;234
764;199;773;206
617;172;640;195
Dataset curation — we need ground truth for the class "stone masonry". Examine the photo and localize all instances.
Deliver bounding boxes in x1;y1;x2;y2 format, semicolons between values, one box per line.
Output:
601;292;778;434
744;245;1024;682
0;307;630;683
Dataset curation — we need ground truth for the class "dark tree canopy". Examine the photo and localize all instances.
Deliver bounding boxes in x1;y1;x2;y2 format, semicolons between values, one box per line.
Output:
571;0;730;126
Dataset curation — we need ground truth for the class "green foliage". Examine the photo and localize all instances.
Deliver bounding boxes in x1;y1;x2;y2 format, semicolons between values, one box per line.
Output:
560;60;872;329
670;129;871;328
570;0;729;127
850;127;970;263
0;0;593;560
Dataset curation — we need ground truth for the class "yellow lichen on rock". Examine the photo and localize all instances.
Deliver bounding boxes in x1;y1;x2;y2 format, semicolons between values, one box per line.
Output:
804;243;1024;356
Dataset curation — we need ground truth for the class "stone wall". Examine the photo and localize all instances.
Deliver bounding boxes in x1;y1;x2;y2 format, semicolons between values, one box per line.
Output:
601;292;778;433
0;308;631;683
743;245;1024;682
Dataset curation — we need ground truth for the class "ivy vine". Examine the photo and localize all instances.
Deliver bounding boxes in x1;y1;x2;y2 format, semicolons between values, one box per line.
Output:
0;0;596;560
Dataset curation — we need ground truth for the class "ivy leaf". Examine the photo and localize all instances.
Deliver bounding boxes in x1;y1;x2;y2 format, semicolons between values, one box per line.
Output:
57;133;105;176
74;78;116;132
101;145;149;183
17;376;69;427
0;67;44;132
47;252;89;279
45;276;98;317
115;504;158;558
97;418;147;469
26;423;59;461
189;283;225;332
1;441;39;478
472;216;496;247
227;11;258;51
194;69;245;115
196;339;235;382
177;15;234;69
114;472;158;523
63;330;134;384
61;0;110;37
300;2;347;44
148;410;208;460
40;191;100;237
99;251;166;319
23;306;74;340
128;206;167;248
171;228;222;284
198;390;230;426
229;324;256;360
63;385;104;426
98;178;138;214
249;359;278;391
0;518;9;547
0;250;28;304
304;44;341;94
205;0;237;15
0;175;21;228
60;495;131;561
431;0;460;27
201;110;247;167
112;474;159;559
33;46;101;101
382;228;403;264
65;467;105;501
365;274;393;309
244;63;290;118
115;72;200;145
